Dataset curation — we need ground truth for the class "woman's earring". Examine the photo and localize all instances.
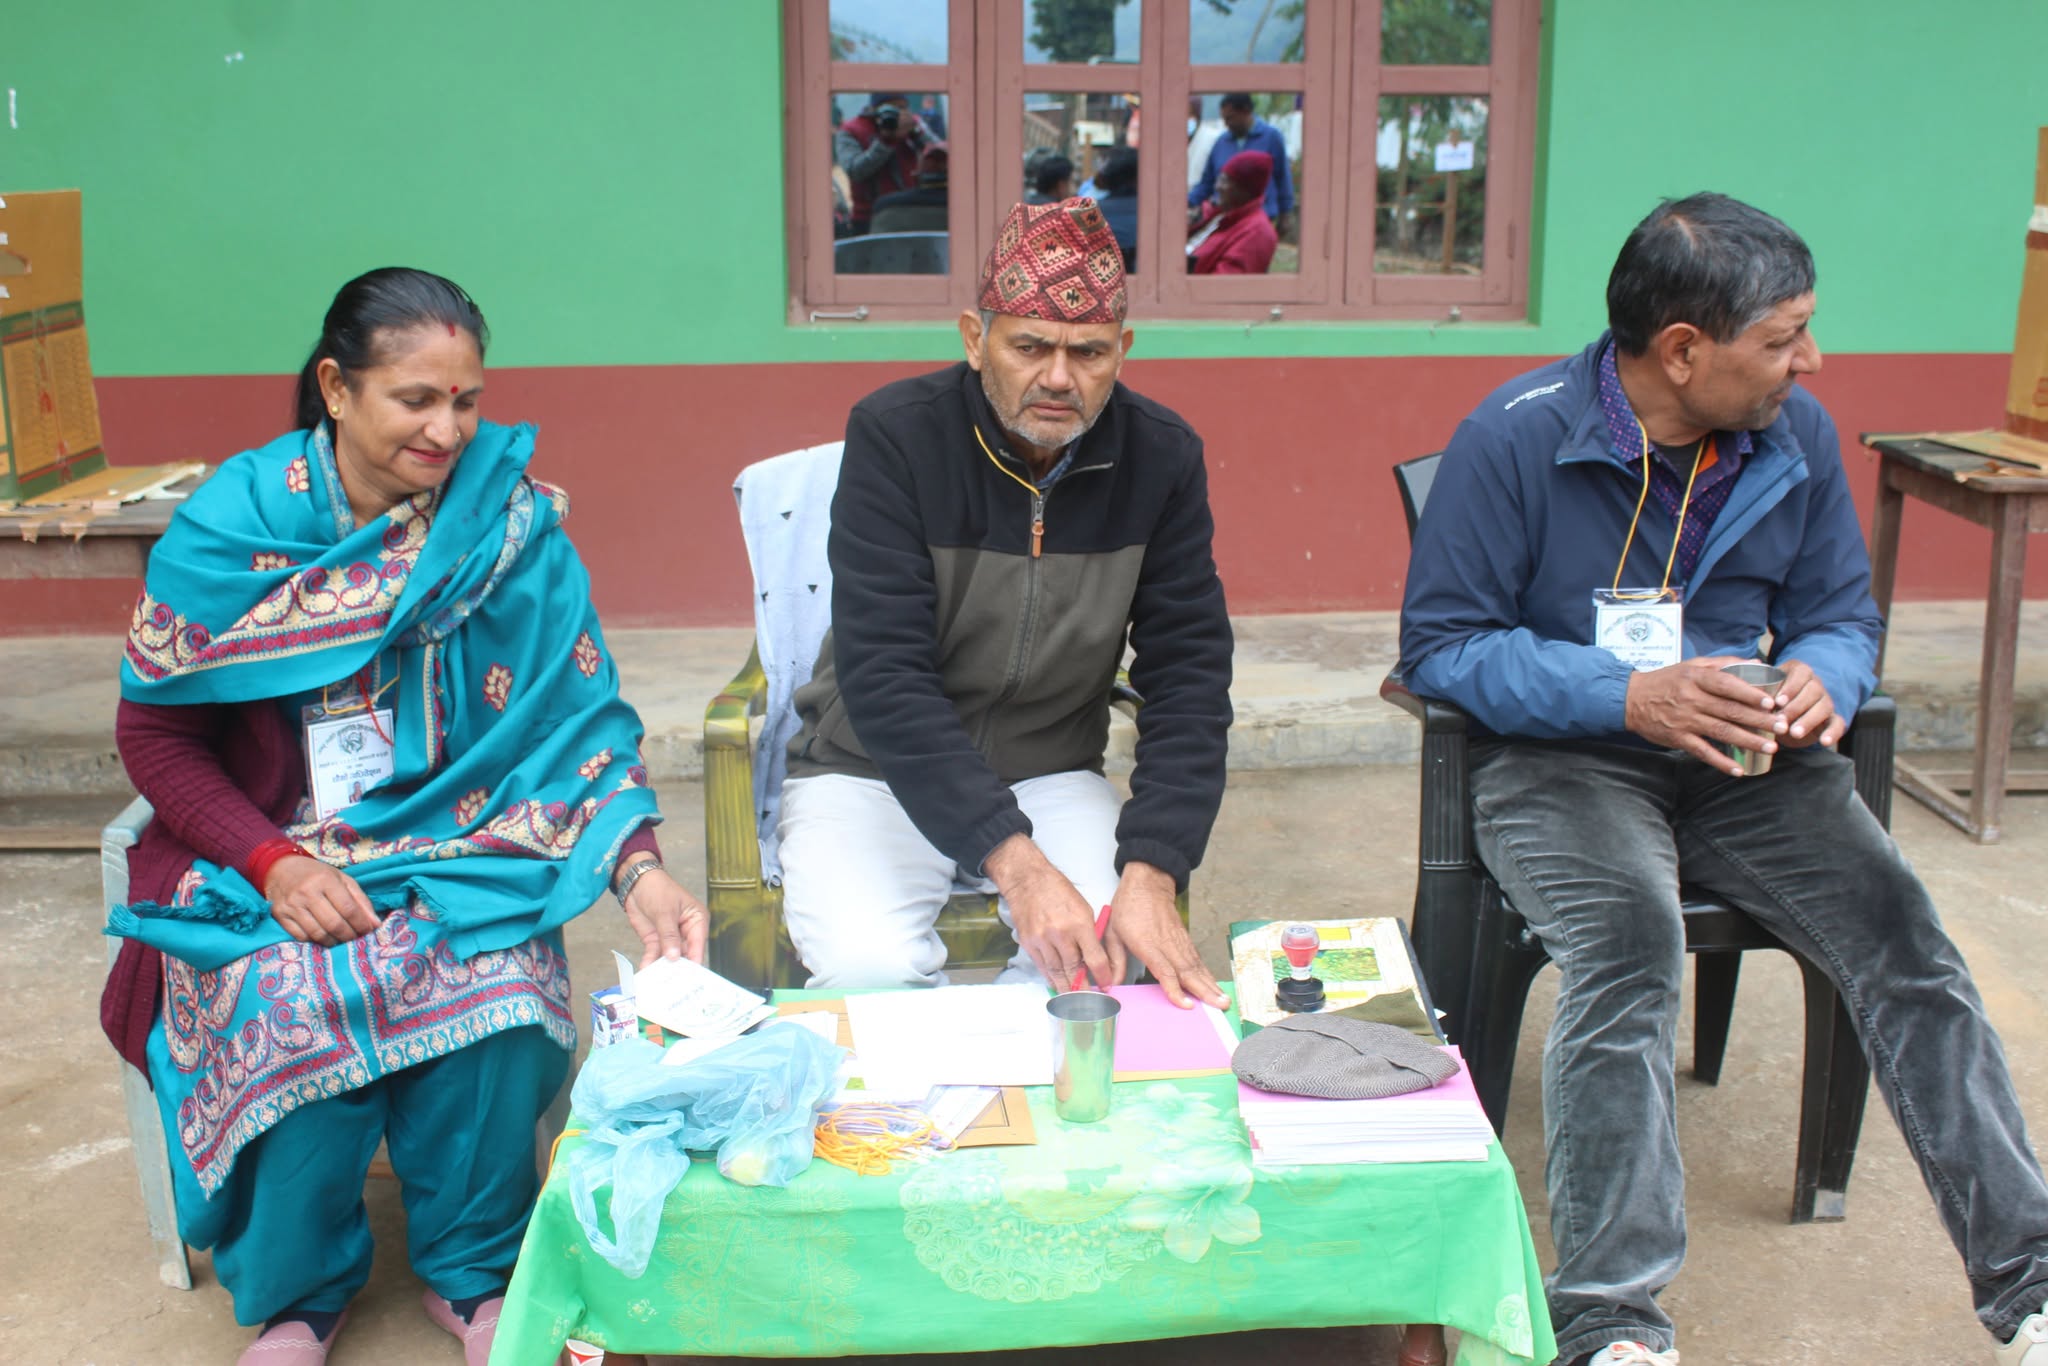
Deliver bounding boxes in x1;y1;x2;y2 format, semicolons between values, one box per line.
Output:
329;406;341;418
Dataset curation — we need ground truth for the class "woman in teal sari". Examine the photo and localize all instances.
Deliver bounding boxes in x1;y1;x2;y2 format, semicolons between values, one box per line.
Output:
103;268;706;1364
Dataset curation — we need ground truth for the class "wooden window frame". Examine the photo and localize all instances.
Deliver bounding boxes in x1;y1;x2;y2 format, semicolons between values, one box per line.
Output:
785;0;1541;325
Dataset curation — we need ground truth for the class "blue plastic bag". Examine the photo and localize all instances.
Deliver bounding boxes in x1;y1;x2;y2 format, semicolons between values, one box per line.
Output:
566;1022;844;1277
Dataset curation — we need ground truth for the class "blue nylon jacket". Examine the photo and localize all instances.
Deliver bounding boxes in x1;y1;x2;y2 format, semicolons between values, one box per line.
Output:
1398;334;1884;743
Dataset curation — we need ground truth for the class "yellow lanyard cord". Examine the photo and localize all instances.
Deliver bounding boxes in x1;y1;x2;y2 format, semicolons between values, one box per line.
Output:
973;425;1048;557
1610;418;1708;598
974;424;1039;495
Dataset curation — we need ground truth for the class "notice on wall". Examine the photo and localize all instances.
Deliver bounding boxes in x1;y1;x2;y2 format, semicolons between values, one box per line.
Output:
1433;139;1475;173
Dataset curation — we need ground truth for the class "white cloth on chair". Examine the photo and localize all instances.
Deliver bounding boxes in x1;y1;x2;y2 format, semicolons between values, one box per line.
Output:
733;440;844;884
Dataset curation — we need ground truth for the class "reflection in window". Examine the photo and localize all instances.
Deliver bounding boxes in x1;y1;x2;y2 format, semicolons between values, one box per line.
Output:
831;92;951;274
1023;92;1140;271
1381;0;1491;65
1187;93;1302;275
1188;0;1305;64
828;0;947;63
1025;0;1140;63
1374;96;1488;274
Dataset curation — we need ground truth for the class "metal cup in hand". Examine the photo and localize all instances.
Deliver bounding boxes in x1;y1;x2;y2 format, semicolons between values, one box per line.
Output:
1718;662;1788;776
1047;991;1120;1123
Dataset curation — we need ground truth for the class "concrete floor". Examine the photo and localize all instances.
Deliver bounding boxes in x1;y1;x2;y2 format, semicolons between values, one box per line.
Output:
3;766;2045;1365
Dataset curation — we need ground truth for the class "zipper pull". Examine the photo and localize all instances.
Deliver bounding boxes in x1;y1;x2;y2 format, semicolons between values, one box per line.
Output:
1031;493;1045;559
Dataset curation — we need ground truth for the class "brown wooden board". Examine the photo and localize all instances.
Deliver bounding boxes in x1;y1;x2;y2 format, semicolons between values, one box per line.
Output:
0;191;108;499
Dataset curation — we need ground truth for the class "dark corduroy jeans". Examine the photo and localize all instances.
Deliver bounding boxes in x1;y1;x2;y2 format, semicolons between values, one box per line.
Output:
1469;740;2048;1361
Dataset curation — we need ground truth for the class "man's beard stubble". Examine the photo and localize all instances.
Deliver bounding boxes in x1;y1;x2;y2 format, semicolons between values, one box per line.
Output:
982;367;1107;455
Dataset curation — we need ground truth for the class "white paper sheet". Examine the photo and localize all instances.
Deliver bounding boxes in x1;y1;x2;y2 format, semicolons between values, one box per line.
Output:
843;983;1055;1091
613;950;776;1039
923;1085;1002;1142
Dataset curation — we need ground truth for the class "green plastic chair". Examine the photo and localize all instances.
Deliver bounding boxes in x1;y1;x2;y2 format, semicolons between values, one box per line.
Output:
704;644;1029;992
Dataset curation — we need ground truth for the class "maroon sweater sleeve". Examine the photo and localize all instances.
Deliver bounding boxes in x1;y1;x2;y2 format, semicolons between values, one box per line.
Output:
116;698;288;878
618;822;663;872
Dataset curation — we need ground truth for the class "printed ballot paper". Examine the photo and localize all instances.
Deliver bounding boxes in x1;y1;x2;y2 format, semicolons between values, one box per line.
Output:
610;950;775;1040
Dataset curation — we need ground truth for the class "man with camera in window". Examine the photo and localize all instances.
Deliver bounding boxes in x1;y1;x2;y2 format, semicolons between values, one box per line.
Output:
835;93;930;237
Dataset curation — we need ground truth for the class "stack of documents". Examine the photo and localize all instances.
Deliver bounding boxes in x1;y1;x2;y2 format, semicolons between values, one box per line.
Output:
1235;1045;1494;1166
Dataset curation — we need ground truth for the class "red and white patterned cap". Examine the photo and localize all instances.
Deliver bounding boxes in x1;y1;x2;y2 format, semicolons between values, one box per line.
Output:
977;198;1128;324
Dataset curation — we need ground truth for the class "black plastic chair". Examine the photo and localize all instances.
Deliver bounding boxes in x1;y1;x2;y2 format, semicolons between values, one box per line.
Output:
1384;451;1887;1224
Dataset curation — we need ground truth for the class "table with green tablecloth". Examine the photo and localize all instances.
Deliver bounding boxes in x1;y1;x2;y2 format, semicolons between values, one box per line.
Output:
494;998;1554;1365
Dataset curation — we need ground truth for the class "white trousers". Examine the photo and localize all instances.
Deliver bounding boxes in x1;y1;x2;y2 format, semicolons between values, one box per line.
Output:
777;770;1123;989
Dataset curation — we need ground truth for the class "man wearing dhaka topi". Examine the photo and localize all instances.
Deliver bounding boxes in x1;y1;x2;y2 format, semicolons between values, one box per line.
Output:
776;197;1235;1009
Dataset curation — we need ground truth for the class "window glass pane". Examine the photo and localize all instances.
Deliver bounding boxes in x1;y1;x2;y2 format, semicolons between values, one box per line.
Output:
1187;93;1302;276
1025;0;1140;63
1381;0;1491;65
828;0;947;63
831;92;951;274
1188;0;1306;64
1374;96;1488;274
1022;92;1140;271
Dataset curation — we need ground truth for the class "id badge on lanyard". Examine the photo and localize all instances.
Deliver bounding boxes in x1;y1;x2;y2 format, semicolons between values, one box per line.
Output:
1594;426;1708;672
302;666;396;821
1593;587;1684;671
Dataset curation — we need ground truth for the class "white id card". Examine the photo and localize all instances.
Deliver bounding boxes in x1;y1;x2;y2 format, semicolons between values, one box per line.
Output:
303;706;396;820
1593;587;1684;671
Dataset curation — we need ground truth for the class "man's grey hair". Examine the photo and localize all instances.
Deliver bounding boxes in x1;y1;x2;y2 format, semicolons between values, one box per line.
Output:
1606;193;1815;356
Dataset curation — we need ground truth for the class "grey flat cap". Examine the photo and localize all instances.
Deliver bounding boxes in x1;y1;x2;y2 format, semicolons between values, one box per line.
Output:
1233;1014;1458;1099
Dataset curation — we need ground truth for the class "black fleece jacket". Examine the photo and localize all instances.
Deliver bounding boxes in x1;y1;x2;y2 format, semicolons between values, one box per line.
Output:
787;361;1233;889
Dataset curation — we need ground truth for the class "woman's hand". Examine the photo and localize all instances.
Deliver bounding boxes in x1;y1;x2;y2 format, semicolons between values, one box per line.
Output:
264;855;380;947
620;862;710;967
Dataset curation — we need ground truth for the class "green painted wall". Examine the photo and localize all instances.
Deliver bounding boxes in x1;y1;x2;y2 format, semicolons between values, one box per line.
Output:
7;0;2043;376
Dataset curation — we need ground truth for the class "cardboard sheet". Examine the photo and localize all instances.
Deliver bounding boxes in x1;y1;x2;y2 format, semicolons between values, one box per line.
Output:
0;191;108;500
2007;128;2048;441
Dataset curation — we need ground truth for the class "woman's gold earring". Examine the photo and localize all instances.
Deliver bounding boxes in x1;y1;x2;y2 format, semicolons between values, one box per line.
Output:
329;407;341;418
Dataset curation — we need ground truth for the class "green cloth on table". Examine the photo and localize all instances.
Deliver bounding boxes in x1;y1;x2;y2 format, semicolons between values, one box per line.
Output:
496;994;1553;1365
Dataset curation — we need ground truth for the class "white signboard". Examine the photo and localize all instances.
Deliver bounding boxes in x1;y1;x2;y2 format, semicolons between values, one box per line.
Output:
1433;140;1475;173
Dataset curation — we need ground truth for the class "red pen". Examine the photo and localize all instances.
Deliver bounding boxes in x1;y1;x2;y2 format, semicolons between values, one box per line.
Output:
1069;904;1113;992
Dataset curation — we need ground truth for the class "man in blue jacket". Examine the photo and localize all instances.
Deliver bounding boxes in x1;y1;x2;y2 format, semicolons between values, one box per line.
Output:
1400;193;2048;1366
1188;93;1295;234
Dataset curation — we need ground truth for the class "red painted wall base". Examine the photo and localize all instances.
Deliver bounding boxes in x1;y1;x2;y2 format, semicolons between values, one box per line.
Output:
6;351;2032;636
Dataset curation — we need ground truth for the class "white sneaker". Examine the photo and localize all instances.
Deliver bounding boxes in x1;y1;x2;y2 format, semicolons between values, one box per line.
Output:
1997;1309;2048;1365
1585;1344;1679;1366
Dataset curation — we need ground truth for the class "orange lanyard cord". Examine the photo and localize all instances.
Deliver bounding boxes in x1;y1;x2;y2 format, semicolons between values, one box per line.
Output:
1610;419;1708;598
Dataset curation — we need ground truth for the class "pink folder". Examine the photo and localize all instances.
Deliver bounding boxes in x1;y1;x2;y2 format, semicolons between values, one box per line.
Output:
1105;985;1238;1079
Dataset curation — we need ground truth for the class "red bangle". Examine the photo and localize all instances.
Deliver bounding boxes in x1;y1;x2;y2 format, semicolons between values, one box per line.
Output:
244;837;306;893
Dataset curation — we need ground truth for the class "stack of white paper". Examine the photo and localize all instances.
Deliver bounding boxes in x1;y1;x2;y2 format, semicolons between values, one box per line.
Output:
1235;1045;1495;1166
842;983;1055;1095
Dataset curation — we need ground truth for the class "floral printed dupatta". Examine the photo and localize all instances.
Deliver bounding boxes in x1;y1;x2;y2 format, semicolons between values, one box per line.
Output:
109;419;658;971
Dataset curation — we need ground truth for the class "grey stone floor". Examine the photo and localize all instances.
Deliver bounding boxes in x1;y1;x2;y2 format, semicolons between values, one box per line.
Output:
4;765;2046;1364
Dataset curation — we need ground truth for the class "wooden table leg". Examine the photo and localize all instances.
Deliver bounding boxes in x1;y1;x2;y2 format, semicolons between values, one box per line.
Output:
1970;498;2030;843
1867;465;1905;680
1398;1323;1449;1366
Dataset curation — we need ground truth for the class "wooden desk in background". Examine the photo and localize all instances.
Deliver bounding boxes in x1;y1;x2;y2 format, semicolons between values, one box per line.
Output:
0;467;203;580
0;466;207;850
1862;436;2048;843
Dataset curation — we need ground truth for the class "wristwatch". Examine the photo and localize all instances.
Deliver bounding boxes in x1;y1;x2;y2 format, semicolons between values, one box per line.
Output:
614;855;662;910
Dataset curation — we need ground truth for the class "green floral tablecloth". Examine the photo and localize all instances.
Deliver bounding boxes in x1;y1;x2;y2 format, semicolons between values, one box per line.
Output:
494;1009;1553;1365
